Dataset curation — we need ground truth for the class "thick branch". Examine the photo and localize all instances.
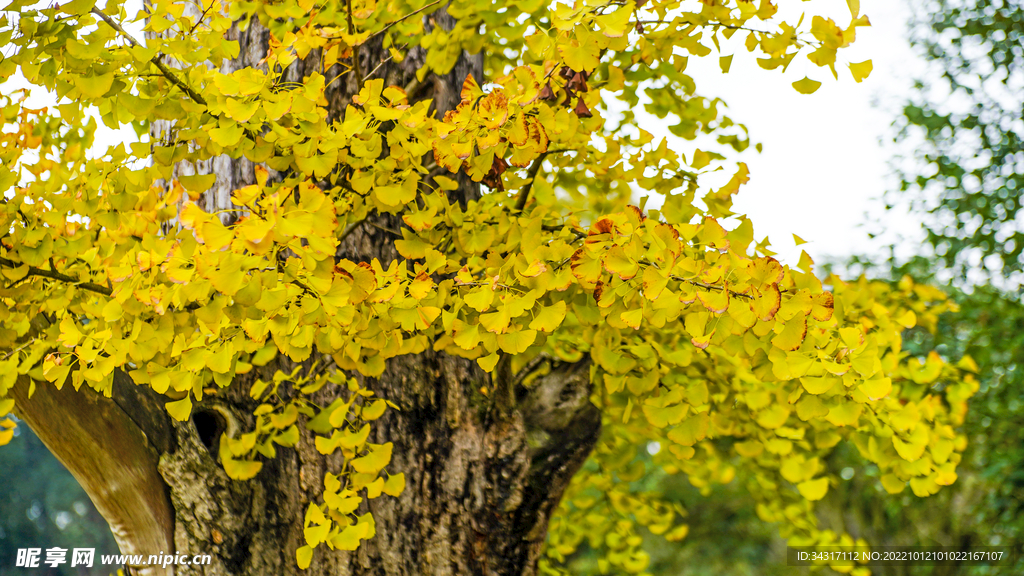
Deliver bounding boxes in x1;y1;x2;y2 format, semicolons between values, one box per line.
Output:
11;374;175;576
513;358;601;554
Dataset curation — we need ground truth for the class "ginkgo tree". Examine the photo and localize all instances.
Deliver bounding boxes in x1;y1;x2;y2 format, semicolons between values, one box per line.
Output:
0;0;977;574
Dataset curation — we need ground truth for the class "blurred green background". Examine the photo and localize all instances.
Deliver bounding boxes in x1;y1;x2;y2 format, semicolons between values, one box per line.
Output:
0;425;118;576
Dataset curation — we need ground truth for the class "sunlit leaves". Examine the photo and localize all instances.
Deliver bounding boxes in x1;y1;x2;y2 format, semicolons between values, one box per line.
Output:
0;0;976;572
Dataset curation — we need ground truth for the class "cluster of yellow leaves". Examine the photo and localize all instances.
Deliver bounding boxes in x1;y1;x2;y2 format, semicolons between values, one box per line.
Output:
0;0;971;571
540;273;975;575
241;366;403;568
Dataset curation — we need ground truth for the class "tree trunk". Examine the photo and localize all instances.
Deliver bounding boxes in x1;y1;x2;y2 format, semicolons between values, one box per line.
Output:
17;8;602;576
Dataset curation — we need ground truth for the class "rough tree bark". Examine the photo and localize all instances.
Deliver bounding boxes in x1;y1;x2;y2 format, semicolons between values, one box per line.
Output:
15;7;602;576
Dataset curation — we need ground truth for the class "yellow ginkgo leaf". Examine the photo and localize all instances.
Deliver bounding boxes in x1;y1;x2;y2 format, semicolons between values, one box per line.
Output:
383;473;406;497
224;97;260;122
642;402;688;428
351;442;393;474
796;394;830;421
858;377;892;400
881;474;906;494
666;413;709;446
696;288;729;314
497;329;537;354
826;401;863;427
756;405;790;429
361;399;387;421
772;314;807;351
792;77;822;94
797;477;829;500
165;396;193;421
849;59;873;83
801;376;839;395
224;457;263;481
558;39;600;73
619;308;643;330
332;522;369;551
75;72;115;98
339;424;371;450
477;352;500;372
734;441;763;457
528;301;567;332
603;246;639;280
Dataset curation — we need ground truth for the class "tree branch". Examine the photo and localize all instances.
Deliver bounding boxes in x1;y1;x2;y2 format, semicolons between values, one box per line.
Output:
0;256;113;296
12;373;175;576
345;0;363;86
90;7;207;106
514;152;551;212
368;0;444;41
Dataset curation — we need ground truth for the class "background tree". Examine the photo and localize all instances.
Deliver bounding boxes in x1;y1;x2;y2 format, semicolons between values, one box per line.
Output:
889;0;1024;284
0;0;979;575
818;255;1024;576
867;0;1024;571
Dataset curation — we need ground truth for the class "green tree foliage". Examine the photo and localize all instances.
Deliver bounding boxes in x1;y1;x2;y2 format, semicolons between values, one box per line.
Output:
0;0;980;573
827;256;1024;576
890;0;1024;282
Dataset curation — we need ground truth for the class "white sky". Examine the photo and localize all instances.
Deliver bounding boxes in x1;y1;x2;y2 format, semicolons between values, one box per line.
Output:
665;0;929;267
